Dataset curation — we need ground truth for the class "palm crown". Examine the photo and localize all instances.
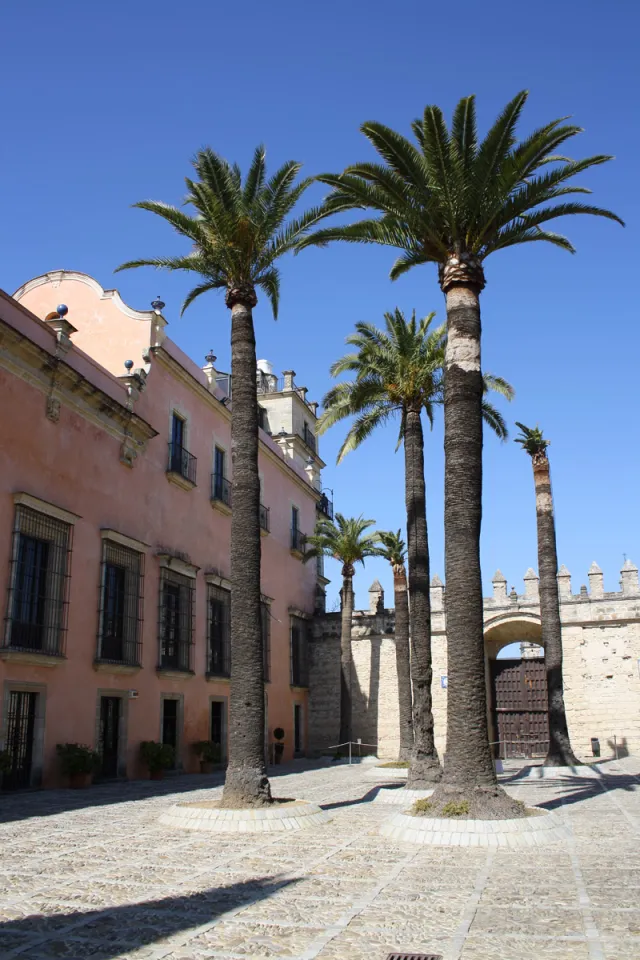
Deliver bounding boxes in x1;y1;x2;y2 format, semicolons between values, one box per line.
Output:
305;514;384;578
116;145;332;316
378;530;407;572
515;422;550;461
319;308;514;460
300;91;623;285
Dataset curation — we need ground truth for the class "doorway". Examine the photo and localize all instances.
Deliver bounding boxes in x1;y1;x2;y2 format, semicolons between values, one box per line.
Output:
99;696;121;779
490;658;549;759
3;691;37;790
161;697;180;768
210;699;226;764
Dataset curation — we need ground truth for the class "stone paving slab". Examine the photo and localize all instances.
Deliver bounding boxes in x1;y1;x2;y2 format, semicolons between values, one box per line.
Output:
0;758;639;959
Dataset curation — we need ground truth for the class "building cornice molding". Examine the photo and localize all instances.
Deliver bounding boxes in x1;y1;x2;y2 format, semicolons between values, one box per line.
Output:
101;529;149;553
156;552;200;579
0;319;157;452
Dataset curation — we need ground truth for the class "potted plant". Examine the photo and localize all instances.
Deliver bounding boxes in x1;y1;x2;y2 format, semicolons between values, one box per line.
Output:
56;743;100;789
192;740;222;773
273;728;285;764
140;741;175;780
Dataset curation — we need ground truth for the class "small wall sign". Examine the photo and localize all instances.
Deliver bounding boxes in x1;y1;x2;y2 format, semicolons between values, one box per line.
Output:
440;676;448;689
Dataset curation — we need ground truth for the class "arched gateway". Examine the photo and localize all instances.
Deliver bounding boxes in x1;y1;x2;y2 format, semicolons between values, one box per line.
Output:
310;561;640;762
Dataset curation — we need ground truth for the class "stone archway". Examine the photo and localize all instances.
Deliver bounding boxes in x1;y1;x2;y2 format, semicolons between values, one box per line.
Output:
484;615;548;759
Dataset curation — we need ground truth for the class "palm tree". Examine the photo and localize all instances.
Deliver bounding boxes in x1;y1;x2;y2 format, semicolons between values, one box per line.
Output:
305;514;384;746
515;423;579;767
320;308;513;786
378;530;413;761
116;146;332;807
301;91;621;811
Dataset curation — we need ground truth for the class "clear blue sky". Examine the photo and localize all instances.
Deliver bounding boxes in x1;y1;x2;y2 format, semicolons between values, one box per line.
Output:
2;1;638;611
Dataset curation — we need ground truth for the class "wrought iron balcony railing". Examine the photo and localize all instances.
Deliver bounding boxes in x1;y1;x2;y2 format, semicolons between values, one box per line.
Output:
317;493;333;519
290;528;306;554
167;442;197;485
211;472;232;508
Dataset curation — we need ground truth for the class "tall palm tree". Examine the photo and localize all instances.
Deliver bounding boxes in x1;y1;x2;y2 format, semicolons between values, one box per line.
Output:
378;530;413;762
301;92;621;810
305;514;384;746
116;146;332;807
515;423;579;767
321;309;512;786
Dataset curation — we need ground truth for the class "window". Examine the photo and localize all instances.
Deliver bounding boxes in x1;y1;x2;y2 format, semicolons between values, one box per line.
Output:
4;506;72;656
207;584;230;677
212;447;231;506
258;406;268;431
168;413;197;484
290;506;304;553
159;569;194;672
259;477;269;533
98;540;144;665
290;616;309;687
261;601;271;681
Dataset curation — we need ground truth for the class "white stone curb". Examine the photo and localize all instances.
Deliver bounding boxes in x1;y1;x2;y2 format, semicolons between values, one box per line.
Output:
373;788;435;805
379;807;570;847
159;800;330;833
364;766;409;781
519;764;604;780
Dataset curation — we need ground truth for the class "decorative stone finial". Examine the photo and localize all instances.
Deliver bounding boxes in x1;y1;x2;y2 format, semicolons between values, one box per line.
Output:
368;579;384;615
557;564;572;598
509;586;518;601
151;296;165;313
430;574;444;611
492;570;507;602
588;561;604;599
56;303;68;317
523;568;539;600
205;350;217;365
124;360;134;372
620;558;639;595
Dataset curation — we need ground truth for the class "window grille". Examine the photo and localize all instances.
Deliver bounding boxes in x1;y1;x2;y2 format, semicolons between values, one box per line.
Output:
97;541;144;665
3;506;72;656
290;616;309;687
261;601;271;681
158;568;194;672
207;584;230;677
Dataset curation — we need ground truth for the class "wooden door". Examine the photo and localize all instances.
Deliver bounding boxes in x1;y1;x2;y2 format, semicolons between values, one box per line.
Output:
491;659;549;759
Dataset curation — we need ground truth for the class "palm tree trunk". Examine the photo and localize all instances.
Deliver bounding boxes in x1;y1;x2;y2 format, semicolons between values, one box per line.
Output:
221;295;271;807
533;457;579;766
392;563;413;761
441;282;496;790
339;574;354;747
404;407;441;786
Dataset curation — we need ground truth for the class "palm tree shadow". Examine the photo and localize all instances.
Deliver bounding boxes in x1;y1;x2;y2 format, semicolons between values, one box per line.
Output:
2;876;298;959
530;772;638;811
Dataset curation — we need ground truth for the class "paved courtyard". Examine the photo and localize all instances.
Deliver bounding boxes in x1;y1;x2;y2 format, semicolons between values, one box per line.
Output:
0;759;639;960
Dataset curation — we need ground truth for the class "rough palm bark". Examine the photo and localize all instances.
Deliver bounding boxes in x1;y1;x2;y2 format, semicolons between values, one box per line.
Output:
222;289;271;807
532;450;579;766
339;567;355;747
404;407;441;785
391;558;413;761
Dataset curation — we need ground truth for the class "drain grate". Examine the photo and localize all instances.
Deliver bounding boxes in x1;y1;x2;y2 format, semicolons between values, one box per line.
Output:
386;955;443;960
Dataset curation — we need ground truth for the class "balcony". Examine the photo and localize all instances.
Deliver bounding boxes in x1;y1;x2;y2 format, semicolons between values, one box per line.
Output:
259;503;270;534
300;424;316;453
167;442;197;489
317;492;333;520
211;473;232;514
290;528;307;558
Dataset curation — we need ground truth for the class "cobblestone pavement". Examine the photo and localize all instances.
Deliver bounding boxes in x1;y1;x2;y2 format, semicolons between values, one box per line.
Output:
1;758;639;960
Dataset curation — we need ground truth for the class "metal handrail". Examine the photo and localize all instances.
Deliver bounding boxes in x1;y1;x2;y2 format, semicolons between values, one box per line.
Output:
325;740;378;764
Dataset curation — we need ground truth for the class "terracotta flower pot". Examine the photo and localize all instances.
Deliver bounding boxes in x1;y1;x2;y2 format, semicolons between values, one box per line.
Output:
150;769;164;781
69;772;92;789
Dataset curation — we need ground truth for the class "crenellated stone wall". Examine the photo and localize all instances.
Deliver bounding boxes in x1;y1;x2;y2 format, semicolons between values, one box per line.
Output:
310;560;640;762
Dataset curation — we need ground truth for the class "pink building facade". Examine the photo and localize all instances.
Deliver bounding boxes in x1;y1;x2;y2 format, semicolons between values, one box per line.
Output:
0;270;329;789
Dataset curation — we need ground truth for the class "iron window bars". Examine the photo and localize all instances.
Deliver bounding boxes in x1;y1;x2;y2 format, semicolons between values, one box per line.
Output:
290;616;309;687
259;503;270;533
261;601;271;682
158;568;194;672
97;540;144;666
211;472;232;507
3;506;72;656
207;584;231;677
